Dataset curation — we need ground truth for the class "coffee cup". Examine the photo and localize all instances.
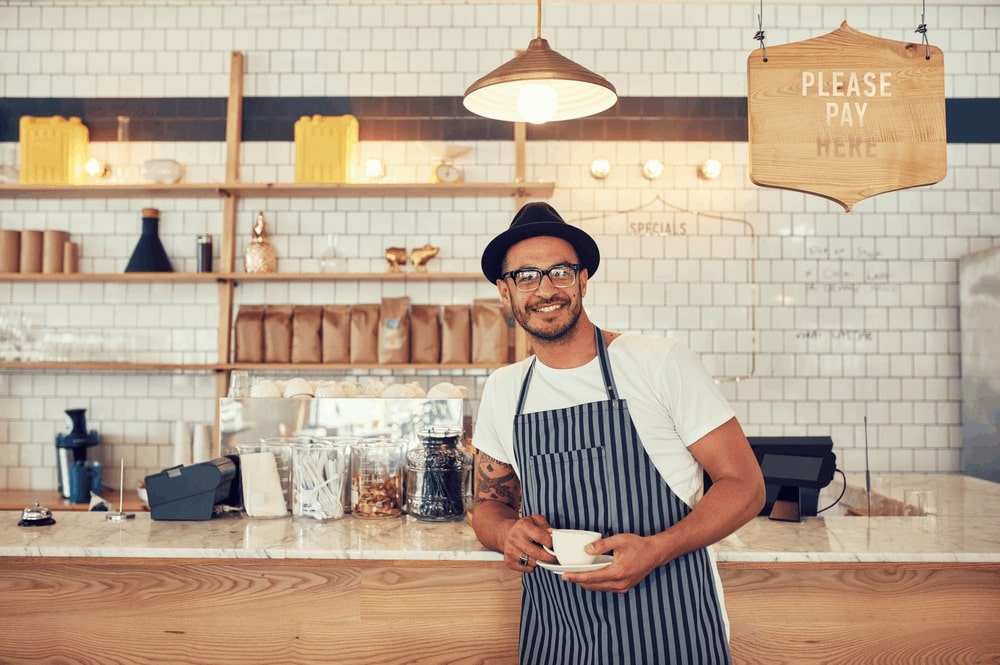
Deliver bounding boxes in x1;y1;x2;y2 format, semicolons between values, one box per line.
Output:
543;528;601;566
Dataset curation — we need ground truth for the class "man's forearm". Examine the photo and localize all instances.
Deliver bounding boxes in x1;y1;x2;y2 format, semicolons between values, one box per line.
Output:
647;417;766;566
471;499;520;553
654;477;761;560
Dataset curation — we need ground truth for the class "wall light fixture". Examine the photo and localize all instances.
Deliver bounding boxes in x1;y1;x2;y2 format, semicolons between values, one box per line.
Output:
642;159;664;180
365;158;386;181
699;159;722;180
84;158;109;179
590;158;611;180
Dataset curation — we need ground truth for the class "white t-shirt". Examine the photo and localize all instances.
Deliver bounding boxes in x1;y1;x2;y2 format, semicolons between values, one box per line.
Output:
472;332;736;508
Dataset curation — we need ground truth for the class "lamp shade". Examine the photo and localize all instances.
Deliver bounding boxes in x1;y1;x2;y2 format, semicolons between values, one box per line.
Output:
463;37;618;123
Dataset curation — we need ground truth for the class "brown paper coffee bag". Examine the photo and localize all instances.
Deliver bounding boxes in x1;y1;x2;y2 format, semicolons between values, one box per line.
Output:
233;304;265;363
350;303;380;364
410;304;441;364
378;296;411;364
322;304;351;363
440;304;471;364
472;299;508;365
263;305;293;363
291;305;323;364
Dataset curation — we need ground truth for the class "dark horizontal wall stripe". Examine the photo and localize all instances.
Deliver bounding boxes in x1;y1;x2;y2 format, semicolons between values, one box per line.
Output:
1;97;997;143
944;99;1000;143
0;98;227;142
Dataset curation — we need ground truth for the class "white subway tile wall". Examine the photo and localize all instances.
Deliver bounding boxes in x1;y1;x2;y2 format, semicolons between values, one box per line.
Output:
0;0;997;492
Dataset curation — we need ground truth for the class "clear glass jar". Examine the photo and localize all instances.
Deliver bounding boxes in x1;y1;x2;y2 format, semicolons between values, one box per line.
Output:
319;233;340;273
292;439;350;521
405;426;472;522
350;437;404;519
236;437;299;518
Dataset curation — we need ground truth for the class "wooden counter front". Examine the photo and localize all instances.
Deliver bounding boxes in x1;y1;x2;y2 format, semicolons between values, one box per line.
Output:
2;473;999;663
723;561;1000;664
0;556;997;664
0;556;522;665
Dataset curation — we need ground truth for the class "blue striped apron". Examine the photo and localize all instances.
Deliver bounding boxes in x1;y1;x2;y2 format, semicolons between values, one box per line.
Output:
513;326;731;665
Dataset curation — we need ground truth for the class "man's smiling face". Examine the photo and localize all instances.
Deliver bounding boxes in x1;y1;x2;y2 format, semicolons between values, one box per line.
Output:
498;236;588;343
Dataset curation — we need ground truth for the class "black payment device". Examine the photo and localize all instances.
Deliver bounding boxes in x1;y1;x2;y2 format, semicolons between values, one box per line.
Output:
750;436;837;522
703;436;838;523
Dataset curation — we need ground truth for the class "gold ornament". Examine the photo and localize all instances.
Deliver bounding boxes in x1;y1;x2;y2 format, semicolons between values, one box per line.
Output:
385;247;407;272
410;244;440;272
244;211;277;273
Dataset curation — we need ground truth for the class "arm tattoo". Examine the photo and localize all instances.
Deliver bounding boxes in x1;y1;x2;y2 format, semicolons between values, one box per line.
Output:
475;452;521;512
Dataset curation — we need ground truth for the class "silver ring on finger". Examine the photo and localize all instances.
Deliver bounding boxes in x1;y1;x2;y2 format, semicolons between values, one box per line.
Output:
518;552;529;567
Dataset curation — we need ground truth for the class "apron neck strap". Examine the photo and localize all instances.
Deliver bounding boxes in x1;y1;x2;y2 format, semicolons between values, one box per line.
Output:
593;326;619;400
515;357;537;415
514;326;620;415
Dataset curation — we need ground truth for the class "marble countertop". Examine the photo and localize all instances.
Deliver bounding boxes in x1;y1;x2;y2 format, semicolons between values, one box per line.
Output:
2;474;998;565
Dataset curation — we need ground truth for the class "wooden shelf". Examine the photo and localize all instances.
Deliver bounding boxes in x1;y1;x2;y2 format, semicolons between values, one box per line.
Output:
226;271;483;282
0;183;230;199
223;362;498;372
1;52;536;404
0;361;498;372
0;361;218;372
0;272;221;283
0;181;554;200
229;181;554;199
0;272;483;283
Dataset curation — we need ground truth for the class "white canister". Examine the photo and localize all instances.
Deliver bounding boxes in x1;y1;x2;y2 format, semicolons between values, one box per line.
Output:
171;421;191;467
192;424;213;463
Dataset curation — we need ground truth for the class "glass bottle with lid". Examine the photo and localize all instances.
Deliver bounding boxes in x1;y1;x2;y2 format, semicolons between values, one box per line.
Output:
319;233;340;273
405;426;472;522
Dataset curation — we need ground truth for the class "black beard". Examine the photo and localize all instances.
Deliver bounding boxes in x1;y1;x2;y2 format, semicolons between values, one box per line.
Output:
514;295;581;342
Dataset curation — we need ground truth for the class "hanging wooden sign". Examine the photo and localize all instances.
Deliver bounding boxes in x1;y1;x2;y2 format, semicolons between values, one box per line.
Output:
747;22;946;212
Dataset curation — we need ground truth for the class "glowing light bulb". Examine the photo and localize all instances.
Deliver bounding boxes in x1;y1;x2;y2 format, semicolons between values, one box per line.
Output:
517;83;559;124
642;159;664;180
84;158;104;177
590;159;611;180
699;158;722;180
365;158;385;181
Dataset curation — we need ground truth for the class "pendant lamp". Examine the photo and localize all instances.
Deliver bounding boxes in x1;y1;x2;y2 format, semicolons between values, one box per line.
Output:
463;0;618;124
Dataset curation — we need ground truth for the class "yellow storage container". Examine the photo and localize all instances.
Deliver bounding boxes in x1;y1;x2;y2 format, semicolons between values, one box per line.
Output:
294;114;359;183
19;115;90;185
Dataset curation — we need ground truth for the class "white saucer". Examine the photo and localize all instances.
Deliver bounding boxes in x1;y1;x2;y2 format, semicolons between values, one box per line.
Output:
537;555;613;575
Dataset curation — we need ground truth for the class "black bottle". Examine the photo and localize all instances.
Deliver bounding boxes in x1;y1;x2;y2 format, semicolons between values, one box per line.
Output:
197;234;213;272
125;207;173;272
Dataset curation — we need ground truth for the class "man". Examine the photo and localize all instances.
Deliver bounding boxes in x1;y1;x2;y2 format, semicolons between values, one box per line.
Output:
471;202;766;664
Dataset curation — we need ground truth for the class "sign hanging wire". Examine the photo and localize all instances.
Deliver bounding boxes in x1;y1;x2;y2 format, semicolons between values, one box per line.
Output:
914;0;931;60
754;0;768;62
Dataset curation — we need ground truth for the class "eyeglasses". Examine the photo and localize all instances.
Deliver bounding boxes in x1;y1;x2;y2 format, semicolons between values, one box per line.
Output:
500;263;582;292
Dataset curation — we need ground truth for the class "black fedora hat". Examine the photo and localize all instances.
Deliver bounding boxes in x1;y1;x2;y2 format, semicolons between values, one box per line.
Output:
481;202;600;283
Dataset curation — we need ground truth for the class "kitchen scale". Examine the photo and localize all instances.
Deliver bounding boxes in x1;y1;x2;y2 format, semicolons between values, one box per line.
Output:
418;142;473;183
